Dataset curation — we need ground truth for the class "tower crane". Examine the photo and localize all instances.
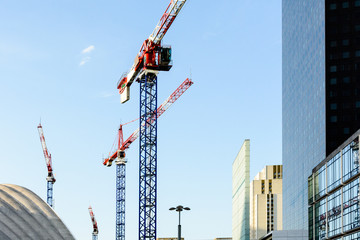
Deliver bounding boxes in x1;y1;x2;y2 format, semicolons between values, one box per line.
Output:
104;78;193;240
88;205;99;240
114;1;187;239
37;123;56;208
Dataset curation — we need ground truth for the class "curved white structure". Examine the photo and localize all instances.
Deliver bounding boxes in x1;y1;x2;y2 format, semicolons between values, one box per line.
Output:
0;184;75;240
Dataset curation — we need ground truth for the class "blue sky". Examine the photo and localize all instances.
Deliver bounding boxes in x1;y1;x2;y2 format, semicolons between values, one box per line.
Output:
0;0;281;239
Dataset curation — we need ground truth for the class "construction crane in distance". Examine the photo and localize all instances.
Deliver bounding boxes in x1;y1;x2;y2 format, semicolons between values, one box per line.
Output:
104;78;193;240
88;205;99;240
37;123;56;208
114;1;188;239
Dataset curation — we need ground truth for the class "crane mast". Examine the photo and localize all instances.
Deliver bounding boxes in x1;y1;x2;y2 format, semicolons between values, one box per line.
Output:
37;123;56;207
104;78;192;240
88;205;99;240
116;125;126;240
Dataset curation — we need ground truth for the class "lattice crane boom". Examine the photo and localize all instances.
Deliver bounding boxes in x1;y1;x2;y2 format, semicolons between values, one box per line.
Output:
104;78;193;167
88;205;99;240
37;123;55;177
37;123;56;208
148;0;187;44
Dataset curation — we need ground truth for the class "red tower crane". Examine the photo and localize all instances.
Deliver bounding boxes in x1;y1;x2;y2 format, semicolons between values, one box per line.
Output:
113;1;188;239
104;78;193;240
88;205;99;240
37;123;56;208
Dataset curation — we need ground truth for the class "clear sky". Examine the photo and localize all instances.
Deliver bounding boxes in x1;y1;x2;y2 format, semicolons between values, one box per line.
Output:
0;0;281;239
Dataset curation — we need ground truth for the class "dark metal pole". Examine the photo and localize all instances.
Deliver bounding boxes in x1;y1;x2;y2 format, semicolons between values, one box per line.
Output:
178;211;181;240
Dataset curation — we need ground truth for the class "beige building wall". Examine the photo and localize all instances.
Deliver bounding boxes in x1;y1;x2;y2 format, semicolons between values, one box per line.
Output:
250;165;283;240
232;140;250;240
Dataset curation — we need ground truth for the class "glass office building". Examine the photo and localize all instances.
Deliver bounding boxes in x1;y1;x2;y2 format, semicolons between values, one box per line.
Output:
308;130;360;240
283;0;360;232
282;0;326;230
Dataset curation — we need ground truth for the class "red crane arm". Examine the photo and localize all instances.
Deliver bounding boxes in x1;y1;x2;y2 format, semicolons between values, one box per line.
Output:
104;78;193;166
37;123;55;181
149;0;187;44
88;206;99;235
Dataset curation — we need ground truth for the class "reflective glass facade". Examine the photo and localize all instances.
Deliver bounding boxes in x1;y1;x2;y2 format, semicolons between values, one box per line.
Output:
308;132;360;239
282;0;326;230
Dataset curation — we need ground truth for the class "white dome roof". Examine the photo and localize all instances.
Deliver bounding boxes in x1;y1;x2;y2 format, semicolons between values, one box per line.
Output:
0;184;75;240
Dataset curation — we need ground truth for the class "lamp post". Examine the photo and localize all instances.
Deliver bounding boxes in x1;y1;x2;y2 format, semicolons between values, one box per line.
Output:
169;205;190;240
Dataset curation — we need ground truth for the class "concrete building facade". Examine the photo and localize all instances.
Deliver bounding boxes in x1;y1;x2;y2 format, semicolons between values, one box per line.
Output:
232;140;250;240
250;165;283;240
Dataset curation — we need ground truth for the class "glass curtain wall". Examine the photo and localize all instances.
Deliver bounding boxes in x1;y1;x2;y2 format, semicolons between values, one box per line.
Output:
309;136;360;239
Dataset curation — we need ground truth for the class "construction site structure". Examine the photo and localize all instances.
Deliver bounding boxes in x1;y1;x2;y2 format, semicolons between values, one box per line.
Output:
104;78;193;240
88;205;99;240
37;123;56;208
114;1;188;239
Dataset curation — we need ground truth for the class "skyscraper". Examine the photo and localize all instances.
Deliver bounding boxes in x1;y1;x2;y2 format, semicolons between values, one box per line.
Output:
282;0;360;232
232;140;250;240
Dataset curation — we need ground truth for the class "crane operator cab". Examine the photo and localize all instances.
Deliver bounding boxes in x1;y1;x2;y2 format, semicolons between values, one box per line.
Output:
116;150;127;165
144;46;172;71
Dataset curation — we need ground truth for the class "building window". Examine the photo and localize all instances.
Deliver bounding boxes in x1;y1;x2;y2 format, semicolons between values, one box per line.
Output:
343;39;350;46
327;189;342;237
356;50;360;57
356;101;360;108
343;77;350;83
330;78;337;85
315;199;326;239
343;178;360;232
343;2;349;8
356;25;360;32
330;66;337;72
344;128;350;134
330;116;338;123
330;103;337;110
330;41;337;47
309;206;314;240
314;165;326;200
356;0;360;6
343;52;350;59
343;89;351;97
327;152;341;192
330;3;337;10
342;141;359;182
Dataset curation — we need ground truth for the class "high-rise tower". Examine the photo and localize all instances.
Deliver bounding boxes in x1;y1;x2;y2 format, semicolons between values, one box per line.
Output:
282;0;360;232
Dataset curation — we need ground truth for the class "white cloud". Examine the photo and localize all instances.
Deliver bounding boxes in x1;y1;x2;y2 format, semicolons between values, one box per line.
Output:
79;57;91;66
81;45;95;54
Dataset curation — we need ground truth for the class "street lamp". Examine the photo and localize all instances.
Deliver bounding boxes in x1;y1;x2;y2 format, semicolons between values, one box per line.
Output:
169;205;190;240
